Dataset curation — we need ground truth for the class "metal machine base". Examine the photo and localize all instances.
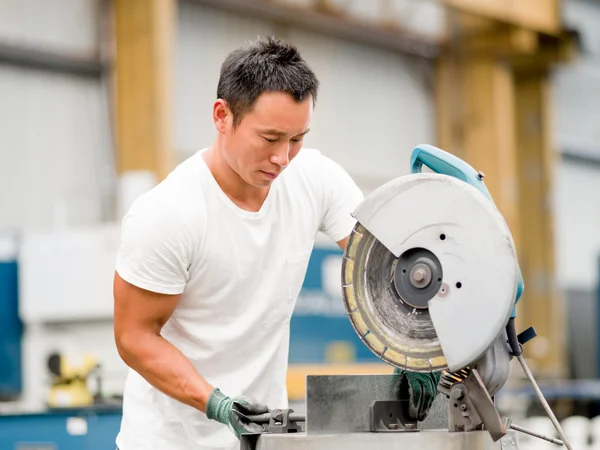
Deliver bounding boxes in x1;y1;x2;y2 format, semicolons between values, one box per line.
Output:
240;375;523;450
241;430;520;450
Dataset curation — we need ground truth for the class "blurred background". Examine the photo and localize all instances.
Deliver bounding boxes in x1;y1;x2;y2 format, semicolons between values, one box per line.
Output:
0;0;599;448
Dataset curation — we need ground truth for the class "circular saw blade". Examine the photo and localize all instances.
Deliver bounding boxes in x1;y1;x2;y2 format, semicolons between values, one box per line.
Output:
342;222;447;372
341;173;519;373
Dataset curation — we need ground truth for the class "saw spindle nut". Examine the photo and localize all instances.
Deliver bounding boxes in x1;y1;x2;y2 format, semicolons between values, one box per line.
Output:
409;263;432;288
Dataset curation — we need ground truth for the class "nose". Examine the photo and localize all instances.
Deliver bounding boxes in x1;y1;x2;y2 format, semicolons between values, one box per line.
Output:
269;141;290;167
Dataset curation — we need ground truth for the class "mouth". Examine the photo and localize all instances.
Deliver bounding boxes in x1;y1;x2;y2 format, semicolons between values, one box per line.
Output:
260;170;279;180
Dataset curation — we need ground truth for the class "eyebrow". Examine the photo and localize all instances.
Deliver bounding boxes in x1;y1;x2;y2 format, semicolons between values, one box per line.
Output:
260;128;311;137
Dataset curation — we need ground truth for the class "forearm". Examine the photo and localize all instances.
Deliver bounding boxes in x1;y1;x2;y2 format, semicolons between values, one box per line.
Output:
118;331;214;412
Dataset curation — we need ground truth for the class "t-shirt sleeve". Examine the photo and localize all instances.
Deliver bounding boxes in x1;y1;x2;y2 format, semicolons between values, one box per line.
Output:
115;196;193;295
318;154;365;243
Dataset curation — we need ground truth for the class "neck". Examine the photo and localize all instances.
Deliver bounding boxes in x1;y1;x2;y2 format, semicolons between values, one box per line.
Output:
203;141;270;212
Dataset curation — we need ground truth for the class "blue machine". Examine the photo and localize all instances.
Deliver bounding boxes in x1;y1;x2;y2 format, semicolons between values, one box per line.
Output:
289;246;381;364
0;233;22;400
0;406;122;450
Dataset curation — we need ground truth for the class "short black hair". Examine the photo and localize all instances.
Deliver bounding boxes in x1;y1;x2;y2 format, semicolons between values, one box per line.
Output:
217;36;319;126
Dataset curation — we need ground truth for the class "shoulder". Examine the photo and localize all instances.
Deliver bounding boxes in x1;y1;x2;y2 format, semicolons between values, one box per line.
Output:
122;153;207;243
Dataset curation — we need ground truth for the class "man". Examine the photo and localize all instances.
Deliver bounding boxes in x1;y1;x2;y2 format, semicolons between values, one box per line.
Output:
113;36;438;450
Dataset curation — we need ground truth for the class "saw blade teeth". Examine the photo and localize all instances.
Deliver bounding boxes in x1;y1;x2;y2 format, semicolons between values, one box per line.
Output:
381;347;388;358
361;329;371;339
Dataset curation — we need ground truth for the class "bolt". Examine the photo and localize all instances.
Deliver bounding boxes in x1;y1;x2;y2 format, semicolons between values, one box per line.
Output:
452;390;464;400
414;268;426;282
460;404;467;411
409;263;432;288
404;423;417;430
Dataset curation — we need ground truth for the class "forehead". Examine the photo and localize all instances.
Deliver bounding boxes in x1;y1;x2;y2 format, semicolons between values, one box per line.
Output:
242;91;312;130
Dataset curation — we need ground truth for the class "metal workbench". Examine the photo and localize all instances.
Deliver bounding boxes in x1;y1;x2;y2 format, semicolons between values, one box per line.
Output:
241;430;520;450
240;374;523;450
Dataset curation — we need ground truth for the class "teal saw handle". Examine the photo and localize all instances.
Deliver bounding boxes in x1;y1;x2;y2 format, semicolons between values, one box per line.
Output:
410;144;524;316
411;144;492;201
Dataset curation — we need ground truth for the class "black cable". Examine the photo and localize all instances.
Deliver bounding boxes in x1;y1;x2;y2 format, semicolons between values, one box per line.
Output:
506;317;522;357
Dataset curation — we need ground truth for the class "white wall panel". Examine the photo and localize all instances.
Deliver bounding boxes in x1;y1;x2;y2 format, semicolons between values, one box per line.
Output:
552;0;600;155
0;0;100;55
174;1;435;192
554;159;600;290
553;60;600;154
550;0;600;291
563;0;600;57
0;67;113;231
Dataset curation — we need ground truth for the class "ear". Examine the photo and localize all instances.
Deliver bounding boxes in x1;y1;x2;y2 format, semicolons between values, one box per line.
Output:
213;99;230;134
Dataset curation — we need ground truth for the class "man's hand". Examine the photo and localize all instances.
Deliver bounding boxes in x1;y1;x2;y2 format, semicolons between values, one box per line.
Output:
206;388;270;439
392;368;440;421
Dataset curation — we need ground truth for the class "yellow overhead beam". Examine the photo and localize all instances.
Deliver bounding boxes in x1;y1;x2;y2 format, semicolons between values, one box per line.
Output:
113;0;175;181
436;52;520;247
441;0;561;35
514;69;566;377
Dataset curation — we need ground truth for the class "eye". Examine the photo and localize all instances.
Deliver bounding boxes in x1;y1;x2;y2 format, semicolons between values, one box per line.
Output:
291;137;303;143
263;137;278;143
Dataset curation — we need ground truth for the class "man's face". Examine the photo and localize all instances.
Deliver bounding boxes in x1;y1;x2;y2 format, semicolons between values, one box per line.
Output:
217;91;313;188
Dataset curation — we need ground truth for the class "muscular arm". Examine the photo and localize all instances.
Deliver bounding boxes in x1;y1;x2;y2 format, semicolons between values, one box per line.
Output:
113;272;214;412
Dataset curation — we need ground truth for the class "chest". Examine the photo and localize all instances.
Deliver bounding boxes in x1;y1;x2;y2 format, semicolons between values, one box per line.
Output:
182;184;321;306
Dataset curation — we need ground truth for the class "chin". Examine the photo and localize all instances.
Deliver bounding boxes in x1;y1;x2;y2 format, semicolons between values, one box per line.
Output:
246;174;271;188
254;179;273;188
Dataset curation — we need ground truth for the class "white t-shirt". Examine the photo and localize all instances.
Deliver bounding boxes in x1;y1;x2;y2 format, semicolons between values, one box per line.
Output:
114;148;364;450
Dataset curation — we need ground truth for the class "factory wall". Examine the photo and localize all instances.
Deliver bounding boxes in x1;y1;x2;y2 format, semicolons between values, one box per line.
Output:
0;0;119;410
0;0;114;231
551;0;600;378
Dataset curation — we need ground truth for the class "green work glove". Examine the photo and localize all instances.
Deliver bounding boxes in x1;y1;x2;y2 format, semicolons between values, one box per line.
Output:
206;388;270;439
393;367;441;421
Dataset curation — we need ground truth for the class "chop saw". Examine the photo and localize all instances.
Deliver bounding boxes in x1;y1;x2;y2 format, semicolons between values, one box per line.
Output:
240;145;572;450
